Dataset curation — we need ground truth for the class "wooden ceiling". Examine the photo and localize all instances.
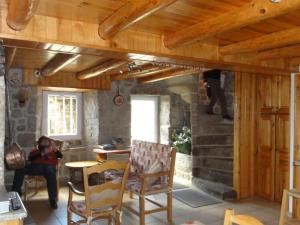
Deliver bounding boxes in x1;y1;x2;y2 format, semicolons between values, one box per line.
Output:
3;0;300;89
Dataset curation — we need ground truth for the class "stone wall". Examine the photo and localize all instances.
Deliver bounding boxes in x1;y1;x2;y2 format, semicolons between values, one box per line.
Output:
98;80;135;147
96;78;194;148
83;91;99;147
4;69;40;154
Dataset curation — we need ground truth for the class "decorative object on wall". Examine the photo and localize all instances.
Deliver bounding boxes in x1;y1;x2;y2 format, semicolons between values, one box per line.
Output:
18;87;30;107
113;83;124;106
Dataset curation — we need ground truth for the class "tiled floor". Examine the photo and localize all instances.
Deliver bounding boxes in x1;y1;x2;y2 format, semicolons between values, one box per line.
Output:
23;186;280;225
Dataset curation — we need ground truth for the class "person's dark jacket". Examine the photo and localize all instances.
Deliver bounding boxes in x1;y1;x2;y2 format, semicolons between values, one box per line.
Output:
203;69;221;80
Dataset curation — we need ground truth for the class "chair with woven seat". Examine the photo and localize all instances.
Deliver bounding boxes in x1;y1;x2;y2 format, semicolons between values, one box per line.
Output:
23;139;63;201
124;140;176;225
279;189;300;225
223;209;264;225
67;160;130;225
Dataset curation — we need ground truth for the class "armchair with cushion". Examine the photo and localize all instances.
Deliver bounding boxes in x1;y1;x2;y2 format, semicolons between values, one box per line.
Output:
124;140;176;225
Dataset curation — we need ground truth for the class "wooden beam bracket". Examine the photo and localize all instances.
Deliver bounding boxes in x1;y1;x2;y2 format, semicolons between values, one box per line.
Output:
7;0;40;31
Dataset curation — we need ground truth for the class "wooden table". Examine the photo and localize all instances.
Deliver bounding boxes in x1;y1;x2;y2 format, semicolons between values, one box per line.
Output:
93;149;131;161
65;161;99;188
65;161;99;168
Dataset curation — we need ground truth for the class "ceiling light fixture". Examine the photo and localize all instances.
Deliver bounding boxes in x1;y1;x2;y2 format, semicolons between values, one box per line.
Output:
270;0;281;3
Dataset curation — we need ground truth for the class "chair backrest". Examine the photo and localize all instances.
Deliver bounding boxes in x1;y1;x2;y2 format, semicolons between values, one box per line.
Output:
82;160;130;213
223;209;264;225
130;140;176;186
131;140;173;173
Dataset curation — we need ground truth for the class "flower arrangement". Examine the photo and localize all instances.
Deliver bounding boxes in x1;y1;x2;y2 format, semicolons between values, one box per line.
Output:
171;126;192;155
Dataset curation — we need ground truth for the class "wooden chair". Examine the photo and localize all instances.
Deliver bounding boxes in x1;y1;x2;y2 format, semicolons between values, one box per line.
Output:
23;139;63;201
123;140;176;225
67;160;130;225
223;209;264;225
279;189;300;225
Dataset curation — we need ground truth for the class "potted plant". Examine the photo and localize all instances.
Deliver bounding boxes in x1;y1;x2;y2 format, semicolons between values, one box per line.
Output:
171;127;192;181
171;126;191;155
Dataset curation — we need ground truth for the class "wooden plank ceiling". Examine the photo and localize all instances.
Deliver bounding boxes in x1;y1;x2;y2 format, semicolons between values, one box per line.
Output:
3;0;300;89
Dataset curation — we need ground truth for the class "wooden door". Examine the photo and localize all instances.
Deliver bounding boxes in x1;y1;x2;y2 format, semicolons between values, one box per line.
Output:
257;113;276;200
257;75;278;113
274;113;290;202
277;76;290;114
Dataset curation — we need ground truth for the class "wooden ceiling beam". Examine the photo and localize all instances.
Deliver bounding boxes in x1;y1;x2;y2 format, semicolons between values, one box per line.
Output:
40;53;81;77
77;59;128;80
112;63;163;80
220;26;300;55
99;0;176;40
257;44;300;59
5;47;17;69
6;0;40;31
138;68;198;84
164;0;300;49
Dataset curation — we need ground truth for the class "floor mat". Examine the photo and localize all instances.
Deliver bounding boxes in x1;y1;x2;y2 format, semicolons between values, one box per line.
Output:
173;181;189;190
173;188;222;208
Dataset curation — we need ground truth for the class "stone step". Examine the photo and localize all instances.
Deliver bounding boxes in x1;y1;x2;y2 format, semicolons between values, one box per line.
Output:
198;114;234;124
195;134;233;145
193;145;233;157
193;157;233;171
195;124;233;135
192;177;237;200
193;166;233;187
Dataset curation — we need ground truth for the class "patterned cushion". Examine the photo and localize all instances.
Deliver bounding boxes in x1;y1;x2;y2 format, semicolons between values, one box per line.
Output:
125;175;168;193
130;140;171;174
71;201;114;215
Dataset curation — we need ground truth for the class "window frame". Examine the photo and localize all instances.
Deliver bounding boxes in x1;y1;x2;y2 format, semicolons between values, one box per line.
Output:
42;91;82;140
130;95;159;143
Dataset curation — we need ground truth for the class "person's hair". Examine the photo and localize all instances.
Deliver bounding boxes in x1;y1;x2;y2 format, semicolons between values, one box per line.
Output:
37;136;49;145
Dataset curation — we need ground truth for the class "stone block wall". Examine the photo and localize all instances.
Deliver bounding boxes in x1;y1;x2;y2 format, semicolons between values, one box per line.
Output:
4;69;40;154
83;91;99;147
98;80;135;147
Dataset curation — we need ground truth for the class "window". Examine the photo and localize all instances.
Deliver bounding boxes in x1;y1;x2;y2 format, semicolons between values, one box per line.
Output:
42;91;82;140
131;95;158;142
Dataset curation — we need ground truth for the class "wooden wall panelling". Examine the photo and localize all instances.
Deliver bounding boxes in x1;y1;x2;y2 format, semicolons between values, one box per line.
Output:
234;72;256;198
293;75;300;217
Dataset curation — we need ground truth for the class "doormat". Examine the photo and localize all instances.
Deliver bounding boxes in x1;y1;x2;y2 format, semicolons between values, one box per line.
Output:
173;188;222;208
173;181;189;190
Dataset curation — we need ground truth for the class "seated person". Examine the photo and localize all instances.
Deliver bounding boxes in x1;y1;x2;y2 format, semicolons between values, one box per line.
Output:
12;136;63;209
